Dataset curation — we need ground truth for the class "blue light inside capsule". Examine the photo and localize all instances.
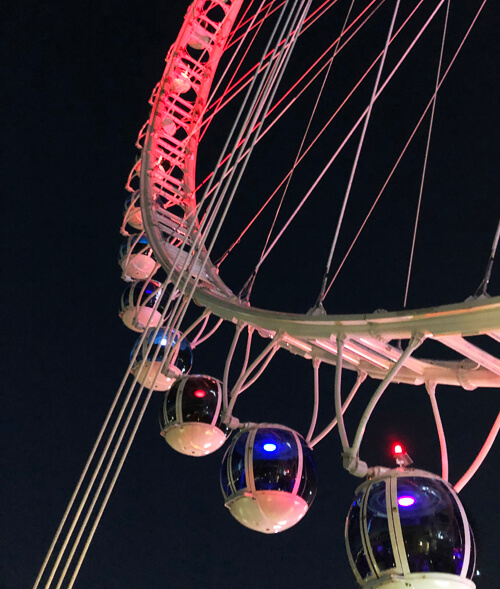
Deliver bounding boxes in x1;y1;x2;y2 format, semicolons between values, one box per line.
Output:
263;443;277;452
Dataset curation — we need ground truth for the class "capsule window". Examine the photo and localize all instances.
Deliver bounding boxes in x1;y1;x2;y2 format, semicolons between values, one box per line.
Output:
397;477;467;576
252;429;298;493
365;481;396;574
180;377;219;425
227;431;249;496
346;493;371;581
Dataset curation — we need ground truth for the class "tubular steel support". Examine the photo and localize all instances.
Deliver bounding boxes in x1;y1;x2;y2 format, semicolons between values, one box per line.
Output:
346;334;425;476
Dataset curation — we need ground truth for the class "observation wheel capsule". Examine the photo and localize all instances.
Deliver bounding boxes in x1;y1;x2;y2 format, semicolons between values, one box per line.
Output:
345;468;476;588
160;375;230;456
131;327;193;391
119;280;176;332
119;234;156;282
123;190;143;231
220;425;317;534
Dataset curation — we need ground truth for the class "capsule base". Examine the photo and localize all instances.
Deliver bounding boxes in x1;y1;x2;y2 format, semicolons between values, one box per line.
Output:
162;422;227;456
362;572;475;588
121;254;157;281
121;307;162;332
134;363;180;391
225;490;308;534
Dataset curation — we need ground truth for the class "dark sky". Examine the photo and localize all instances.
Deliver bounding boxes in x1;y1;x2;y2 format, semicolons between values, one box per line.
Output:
2;1;499;588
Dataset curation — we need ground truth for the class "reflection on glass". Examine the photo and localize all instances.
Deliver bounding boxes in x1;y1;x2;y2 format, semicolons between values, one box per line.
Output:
366;481;396;573
347;494;371;580
228;431;248;495
253;429;298;493
397;477;468;576
297;439;317;506
181;377;218;424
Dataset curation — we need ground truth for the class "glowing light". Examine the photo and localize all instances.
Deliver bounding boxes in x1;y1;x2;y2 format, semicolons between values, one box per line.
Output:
398;496;415;507
160;338;168;346
393;443;404;455
193;389;206;398
263;443;277;452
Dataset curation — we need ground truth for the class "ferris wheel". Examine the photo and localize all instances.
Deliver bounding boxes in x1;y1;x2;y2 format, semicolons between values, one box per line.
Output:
35;1;499;588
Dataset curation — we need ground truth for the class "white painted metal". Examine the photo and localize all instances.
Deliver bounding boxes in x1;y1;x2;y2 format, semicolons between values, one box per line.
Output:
436;334;500;377
362;573;475;588
120;306;163;333
132;362;181;392
162;423;227;456
225;491;309;534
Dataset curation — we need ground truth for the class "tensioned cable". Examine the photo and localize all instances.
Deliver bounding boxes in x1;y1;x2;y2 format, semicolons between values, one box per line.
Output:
206;0;340;126
403;0;450;309
324;0;489;297
200;0;384;197
214;0;424;268
200;0;364;144
52;297;195;588
63;300;211;589
239;0;357;301
204;1;271;128
34;271;183;588
228;0;282;41
39;275;186;588
187;0;298;246
40;111;233;584
315;0;401;307
475;219;500;297
195;0;314;258
251;0;446;278
52;269;214;587
213;0;389;267
36;5;303;582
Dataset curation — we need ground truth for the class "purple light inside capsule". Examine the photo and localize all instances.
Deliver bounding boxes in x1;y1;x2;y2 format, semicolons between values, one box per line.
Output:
398;495;415;507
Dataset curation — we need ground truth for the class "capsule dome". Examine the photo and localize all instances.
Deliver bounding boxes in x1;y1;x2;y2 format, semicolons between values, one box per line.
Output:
220;425;317;534
160;375;230;456
131;328;193;391
120;280;177;332
346;469;476;588
119;234;156;282
123;191;143;231
170;71;191;94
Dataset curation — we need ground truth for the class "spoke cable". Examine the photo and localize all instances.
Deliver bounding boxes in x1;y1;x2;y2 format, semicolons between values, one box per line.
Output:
240;0;442;277
240;0;356;301
324;0;488;296
403;0;450;309
315;0;401;307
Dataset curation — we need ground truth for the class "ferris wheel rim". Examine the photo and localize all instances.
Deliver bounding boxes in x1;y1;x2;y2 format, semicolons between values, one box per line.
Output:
192;287;500;339
137;0;499;388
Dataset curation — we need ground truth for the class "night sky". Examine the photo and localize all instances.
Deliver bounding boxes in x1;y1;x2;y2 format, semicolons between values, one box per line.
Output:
2;1;499;588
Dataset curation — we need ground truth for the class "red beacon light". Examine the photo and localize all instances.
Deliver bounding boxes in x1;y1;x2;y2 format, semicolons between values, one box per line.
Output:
392;443;404;456
391;442;413;468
